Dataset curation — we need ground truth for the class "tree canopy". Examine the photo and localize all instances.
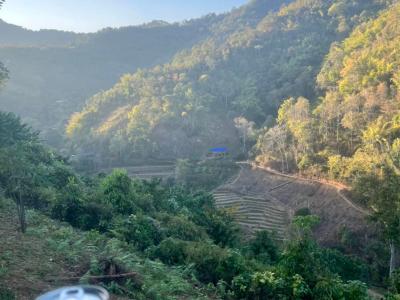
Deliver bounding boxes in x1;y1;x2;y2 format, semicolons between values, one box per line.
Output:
66;0;393;164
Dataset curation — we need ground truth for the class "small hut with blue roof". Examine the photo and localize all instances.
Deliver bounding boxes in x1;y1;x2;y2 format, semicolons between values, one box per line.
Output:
207;147;229;159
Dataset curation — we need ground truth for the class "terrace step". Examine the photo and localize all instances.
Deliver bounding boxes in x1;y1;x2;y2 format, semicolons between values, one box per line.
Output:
236;212;283;220
237;211;286;222
235;206;286;216
238;223;285;235
214;196;241;201
238;221;284;229
242;218;286;227
213;189;289;239
238;204;285;214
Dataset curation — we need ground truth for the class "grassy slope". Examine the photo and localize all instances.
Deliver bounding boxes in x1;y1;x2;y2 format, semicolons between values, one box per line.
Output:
0;201;79;299
0;197;216;300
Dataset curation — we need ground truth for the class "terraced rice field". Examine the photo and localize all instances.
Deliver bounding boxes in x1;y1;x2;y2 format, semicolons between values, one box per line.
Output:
100;164;175;179
226;164;368;244
122;165;175;179
213;188;289;239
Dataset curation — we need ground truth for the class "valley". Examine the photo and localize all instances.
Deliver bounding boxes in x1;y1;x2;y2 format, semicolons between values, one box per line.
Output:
1;0;400;298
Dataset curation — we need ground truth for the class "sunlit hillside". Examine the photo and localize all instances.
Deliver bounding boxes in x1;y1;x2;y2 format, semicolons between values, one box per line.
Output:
1;0;400;299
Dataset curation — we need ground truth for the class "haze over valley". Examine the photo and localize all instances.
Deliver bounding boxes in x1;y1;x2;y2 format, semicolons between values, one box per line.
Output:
1;0;400;299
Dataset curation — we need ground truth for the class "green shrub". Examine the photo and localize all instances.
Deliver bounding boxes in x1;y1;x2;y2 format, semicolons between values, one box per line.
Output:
246;230;279;264
161;214;207;241
343;280;369;300
101;169;137;214
193;208;241;247
231;273;253;299
51;177;85;227
149;238;188;265
312;276;345;300
0;288;15;300
232;271;313;299
216;250;249;284
186;242;248;284
249;271;287;299
294;207;311;217
47;161;77;189
112;214;164;251
390;270;400;294
186;242;227;284
321;248;369;282
79;201;113;231
134;193;155;214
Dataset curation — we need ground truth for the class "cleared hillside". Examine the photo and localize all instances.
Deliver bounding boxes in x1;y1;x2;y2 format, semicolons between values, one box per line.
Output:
213;188;289;239
216;164;368;245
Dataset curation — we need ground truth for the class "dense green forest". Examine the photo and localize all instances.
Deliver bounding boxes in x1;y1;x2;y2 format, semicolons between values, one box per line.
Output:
255;0;400;285
2;0;400;298
2;111;396;299
67;0;395;164
256;1;400;177
0;15;220;148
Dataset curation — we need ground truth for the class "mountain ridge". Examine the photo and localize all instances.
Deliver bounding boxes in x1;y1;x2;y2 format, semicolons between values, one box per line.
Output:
66;0;394;164
0;13;223;147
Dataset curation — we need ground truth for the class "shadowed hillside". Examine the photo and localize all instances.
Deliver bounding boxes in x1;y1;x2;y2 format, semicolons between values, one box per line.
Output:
0;15;221;147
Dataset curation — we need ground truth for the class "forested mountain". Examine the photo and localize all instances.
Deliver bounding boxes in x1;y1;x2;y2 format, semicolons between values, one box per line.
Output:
0;19;81;47
256;1;400;180
0;15;220;147
260;6;400;175
67;0;395;164
255;1;400;278
3;1;400;298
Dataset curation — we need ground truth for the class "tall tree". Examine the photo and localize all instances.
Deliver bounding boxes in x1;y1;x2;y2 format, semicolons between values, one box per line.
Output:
256;125;290;172
354;116;400;277
234;117;255;154
356;168;400;277
0;112;41;233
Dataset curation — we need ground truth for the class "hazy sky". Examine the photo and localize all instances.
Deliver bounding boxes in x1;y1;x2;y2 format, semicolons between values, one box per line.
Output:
0;0;248;33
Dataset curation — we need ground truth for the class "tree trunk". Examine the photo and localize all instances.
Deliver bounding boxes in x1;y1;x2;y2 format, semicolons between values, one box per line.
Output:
390;241;397;277
279;150;285;173
17;186;26;233
284;152;289;173
336;118;340;152
242;133;247;154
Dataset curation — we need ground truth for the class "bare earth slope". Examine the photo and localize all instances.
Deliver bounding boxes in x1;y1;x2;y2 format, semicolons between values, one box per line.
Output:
214;164;368;244
0;202;80;299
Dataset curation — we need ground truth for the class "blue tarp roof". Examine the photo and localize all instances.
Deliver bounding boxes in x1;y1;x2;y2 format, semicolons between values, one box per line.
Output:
209;147;228;153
